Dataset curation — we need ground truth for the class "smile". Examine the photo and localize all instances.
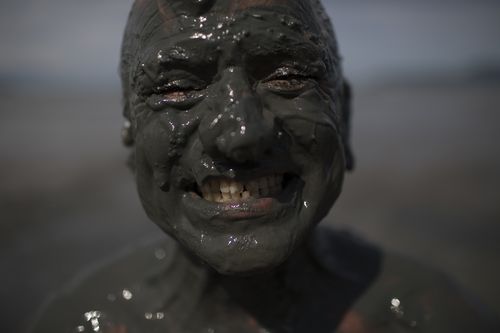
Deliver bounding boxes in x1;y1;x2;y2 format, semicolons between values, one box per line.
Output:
198;174;284;203
182;172;301;222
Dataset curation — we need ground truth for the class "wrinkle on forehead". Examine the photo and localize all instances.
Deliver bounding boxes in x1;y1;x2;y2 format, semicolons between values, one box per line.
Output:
136;0;304;19
226;0;291;13
153;0;215;22
156;0;176;22
130;0;193;34
131;0;318;33
134;0;177;31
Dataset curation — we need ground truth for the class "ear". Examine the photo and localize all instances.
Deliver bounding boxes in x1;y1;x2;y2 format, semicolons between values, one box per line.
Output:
121;88;135;147
121;119;135;147
341;80;355;171
121;99;137;172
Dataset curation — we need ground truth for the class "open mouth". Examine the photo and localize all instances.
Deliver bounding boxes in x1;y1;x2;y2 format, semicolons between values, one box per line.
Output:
181;171;301;222
184;173;298;203
198;174;285;203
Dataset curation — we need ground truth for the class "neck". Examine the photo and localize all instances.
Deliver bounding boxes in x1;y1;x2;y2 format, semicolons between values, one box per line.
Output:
159;228;380;332
212;240;312;331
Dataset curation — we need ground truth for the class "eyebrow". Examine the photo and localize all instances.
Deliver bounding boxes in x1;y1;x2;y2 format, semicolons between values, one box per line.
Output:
242;37;322;61
159;46;197;63
141;42;217;70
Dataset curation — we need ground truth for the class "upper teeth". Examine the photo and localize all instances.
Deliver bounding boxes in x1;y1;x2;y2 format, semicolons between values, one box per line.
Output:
199;174;284;203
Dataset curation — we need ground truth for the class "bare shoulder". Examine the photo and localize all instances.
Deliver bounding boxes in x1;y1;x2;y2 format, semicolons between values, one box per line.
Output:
347;245;498;332
309;228;498;333
26;239;180;333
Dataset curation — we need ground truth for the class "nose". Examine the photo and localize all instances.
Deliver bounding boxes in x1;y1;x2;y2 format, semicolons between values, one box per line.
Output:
199;67;274;163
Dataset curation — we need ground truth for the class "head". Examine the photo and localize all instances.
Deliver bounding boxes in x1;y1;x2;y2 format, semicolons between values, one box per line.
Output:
120;0;353;275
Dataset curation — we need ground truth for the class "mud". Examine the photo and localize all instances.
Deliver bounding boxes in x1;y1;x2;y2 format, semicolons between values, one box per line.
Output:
20;1;500;332
121;0;349;274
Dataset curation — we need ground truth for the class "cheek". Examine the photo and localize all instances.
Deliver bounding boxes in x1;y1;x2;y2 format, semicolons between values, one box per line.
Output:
135;119;177;191
132;111;198;231
133;109;181;188
282;118;338;161
283;118;340;195
263;89;340;165
134;109;201;190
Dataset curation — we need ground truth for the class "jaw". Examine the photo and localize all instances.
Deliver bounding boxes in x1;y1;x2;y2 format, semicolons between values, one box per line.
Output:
141;159;343;275
134;127;346;274
178;172;304;275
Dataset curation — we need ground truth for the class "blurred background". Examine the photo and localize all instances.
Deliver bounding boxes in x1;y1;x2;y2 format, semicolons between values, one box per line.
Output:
1;0;499;332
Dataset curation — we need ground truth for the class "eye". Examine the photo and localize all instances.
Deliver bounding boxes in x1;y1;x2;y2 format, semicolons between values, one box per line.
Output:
261;67;312;94
265;76;307;90
148;79;206;110
159;82;197;102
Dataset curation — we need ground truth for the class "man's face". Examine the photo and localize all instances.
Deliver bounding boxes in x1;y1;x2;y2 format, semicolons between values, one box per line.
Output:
126;1;346;274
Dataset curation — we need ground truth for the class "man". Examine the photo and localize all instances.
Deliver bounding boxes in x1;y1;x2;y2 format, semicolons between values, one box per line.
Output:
30;1;496;332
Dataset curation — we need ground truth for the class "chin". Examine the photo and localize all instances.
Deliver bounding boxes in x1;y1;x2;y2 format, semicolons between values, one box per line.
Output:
140;156;344;276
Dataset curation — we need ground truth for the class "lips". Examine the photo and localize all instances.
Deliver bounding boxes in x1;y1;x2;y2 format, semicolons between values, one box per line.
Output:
182;173;301;222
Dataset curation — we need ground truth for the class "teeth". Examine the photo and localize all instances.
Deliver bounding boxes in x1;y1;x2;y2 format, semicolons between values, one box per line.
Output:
198;174;285;203
222;191;231;201
220;180;230;194
201;184;212;202
229;182;242;194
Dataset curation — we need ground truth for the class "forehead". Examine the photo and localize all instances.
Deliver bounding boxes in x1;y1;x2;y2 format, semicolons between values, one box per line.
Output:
134;0;315;23
137;4;323;67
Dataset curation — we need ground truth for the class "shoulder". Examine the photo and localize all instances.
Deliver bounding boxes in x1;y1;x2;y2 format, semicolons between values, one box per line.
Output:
355;252;499;332
308;227;499;332
26;239;183;333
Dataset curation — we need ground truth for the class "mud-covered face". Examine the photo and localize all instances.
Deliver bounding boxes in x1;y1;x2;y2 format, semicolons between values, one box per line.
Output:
123;1;348;274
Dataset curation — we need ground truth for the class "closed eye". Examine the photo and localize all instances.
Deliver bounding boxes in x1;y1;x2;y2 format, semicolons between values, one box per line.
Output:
156;82;203;102
261;67;313;94
148;79;207;110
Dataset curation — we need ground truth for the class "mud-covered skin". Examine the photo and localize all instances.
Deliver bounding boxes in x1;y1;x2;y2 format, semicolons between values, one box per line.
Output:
28;229;497;333
121;0;349;274
27;1;498;332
